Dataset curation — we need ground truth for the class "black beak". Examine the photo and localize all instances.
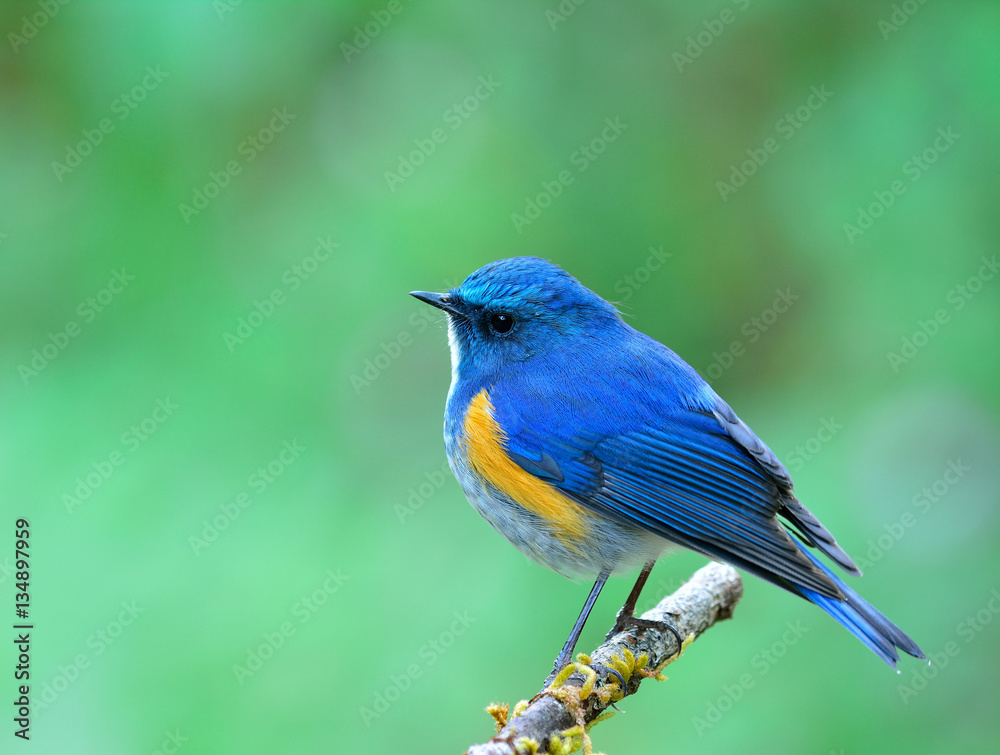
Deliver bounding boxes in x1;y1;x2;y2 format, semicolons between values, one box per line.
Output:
409;291;463;318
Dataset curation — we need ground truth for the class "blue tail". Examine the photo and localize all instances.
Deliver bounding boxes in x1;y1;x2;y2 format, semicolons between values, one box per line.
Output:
791;537;924;668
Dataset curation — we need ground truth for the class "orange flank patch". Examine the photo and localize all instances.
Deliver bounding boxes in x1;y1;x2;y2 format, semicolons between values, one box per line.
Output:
462;389;591;545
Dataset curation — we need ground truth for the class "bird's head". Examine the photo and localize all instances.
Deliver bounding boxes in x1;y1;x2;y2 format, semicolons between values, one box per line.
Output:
411;256;621;377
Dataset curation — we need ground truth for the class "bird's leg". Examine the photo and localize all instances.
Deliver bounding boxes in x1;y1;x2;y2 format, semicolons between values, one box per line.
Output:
607;560;656;636
605;560;683;659
542;569;624;691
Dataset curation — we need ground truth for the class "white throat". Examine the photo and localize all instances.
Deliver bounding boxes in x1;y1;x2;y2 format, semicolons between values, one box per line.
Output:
446;317;462;403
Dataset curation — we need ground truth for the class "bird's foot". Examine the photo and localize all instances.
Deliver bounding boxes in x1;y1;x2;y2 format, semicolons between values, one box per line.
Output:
605;611;684;660
538;654;625;703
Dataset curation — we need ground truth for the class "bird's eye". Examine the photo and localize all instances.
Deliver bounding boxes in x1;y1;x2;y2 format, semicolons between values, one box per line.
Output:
489;312;515;335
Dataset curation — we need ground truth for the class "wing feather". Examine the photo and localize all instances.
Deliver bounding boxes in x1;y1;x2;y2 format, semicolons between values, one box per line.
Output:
506;406;845;600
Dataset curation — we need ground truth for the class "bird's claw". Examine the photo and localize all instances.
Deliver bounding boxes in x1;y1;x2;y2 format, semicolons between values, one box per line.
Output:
592;663;626;692
540;656;626;701
605;613;683;660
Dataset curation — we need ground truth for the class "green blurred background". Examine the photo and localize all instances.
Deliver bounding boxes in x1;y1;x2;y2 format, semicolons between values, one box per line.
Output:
2;1;998;753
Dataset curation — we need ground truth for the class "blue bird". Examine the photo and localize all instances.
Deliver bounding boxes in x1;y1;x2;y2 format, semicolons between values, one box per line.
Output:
411;257;923;680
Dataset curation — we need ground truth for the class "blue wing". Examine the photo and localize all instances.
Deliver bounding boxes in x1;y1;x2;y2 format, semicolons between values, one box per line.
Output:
490;327;923;665
506;396;848;599
493;330;853;595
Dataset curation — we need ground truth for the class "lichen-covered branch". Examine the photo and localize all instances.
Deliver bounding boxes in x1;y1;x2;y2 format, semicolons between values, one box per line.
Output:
465;562;744;755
